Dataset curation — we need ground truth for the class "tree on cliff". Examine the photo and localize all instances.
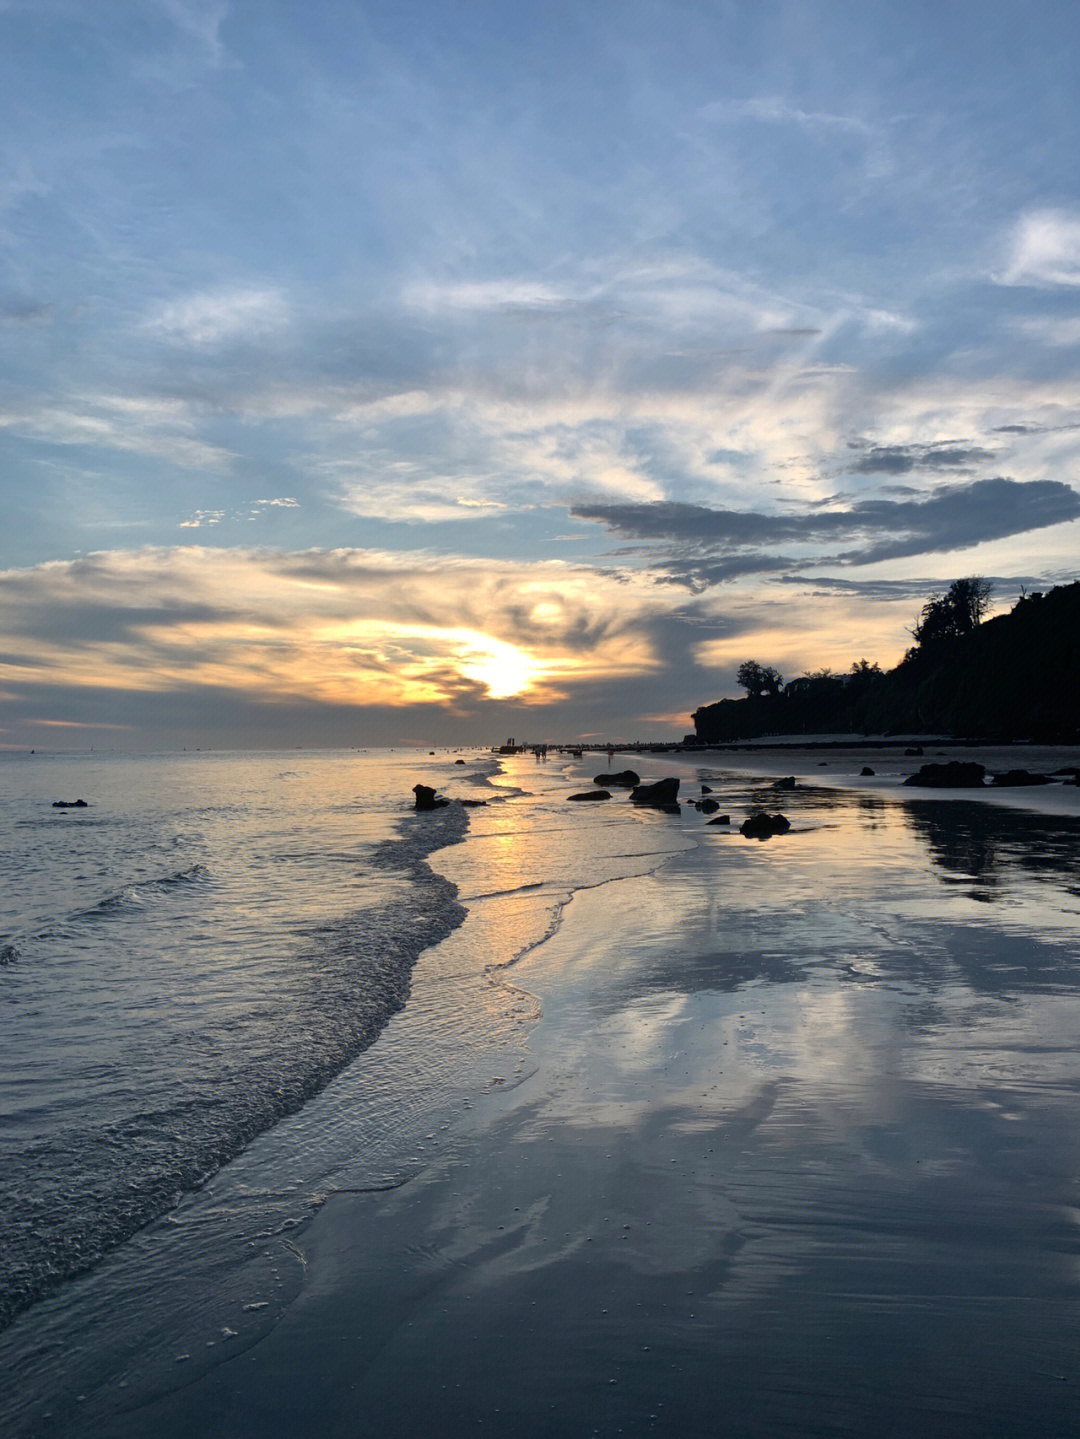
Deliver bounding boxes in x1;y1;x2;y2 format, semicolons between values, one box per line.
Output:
736;660;784;697
910;576;992;651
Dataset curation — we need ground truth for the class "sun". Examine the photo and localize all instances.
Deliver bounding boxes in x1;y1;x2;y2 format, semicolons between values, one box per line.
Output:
459;635;539;699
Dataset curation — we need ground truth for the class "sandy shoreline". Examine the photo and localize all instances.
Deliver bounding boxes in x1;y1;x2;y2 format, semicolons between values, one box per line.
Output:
96;749;1080;1439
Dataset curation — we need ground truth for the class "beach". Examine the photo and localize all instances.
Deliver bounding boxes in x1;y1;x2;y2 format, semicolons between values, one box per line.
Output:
5;745;1080;1437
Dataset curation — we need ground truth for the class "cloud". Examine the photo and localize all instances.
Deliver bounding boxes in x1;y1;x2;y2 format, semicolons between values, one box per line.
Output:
0;546;681;719
152;0;229;62
0;397;232;470
573;478;1080;581
401;279;573;313
848;442;996;475
1001;209;1080;288
1;298;51;325
148;287;288;347
1012;316;1080;348
776;573;1060;601
701;96;875;139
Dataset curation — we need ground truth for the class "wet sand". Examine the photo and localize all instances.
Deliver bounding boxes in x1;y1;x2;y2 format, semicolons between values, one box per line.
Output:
115;752;1080;1438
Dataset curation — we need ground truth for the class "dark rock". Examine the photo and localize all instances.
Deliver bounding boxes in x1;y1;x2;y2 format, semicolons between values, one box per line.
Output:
991;769;1054;787
740;811;791;840
904;746;925;757
707;813;731;825
454;759;466;764
593;770;640;787
568;789;611;802
700;798;720;814
701;784;713;794
458;798;488;806
860;766;875;776
902;761;985;788
818;761;828;766
52;799;88;808
413;784;449;810
630;777;680;806
772;776;797;790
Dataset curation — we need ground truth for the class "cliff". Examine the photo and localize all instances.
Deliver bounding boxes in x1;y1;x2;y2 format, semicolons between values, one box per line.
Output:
691;581;1080;744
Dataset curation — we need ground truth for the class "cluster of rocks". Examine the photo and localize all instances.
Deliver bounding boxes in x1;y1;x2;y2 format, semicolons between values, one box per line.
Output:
565;773;793;839
52;799;88;808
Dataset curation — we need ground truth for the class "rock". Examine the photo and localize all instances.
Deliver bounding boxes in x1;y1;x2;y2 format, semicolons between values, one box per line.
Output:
413;784;449;810
904;746;925;757
630;777;680;806
52;799;88;808
902;761;985;788
454;759;466;764
740;812;790;840
700;798;720;814
593;770;640;787
567;789;611;802
707;814;731;825
458;798;488;806
772;776;797;790
860;766;875;776
701;784;713;794
991;769;1054;786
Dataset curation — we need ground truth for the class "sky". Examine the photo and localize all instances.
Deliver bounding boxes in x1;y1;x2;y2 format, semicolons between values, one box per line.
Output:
2;0;1079;750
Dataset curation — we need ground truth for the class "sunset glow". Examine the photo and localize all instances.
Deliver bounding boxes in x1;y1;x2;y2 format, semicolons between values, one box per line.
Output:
1;3;1078;748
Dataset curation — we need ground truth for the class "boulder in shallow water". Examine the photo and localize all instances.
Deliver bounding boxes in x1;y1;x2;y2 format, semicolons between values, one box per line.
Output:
773;776;797;790
707;813;731;826
905;745;925;757
413;784;449;811
701;784;713;794
860;766;875;777
903;761;985;788
567;789;611;802
630;777;680;806
593;770;640;787
454;759;466;764
458;798;488;806
700;797;721;814
991;769;1053;786
740;811;790;840
52;799;88;808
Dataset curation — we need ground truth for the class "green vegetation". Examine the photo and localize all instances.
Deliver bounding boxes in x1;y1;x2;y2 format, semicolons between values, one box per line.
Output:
691;578;1080;743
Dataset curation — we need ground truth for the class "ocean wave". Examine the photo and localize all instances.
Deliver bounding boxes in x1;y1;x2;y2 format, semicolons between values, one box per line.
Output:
78;863;211;918
0;802;473;1334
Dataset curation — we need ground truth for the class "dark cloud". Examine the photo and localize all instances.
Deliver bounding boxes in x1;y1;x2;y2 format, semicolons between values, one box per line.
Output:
1;298;52;325
573;478;1080;583
776;574;1060;600
848;442;996;475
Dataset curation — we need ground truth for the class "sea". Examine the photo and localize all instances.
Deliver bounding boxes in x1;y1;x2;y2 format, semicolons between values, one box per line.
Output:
0;745;688;1425
6;743;1080;1436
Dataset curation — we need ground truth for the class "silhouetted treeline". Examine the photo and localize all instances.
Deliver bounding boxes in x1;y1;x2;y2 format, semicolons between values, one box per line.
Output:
691;581;1080;743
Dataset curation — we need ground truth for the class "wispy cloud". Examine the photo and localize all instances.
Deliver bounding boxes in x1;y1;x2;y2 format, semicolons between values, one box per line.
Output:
1000;209;1080;288
147;287;288;347
701;95;876;139
152;0;229;63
